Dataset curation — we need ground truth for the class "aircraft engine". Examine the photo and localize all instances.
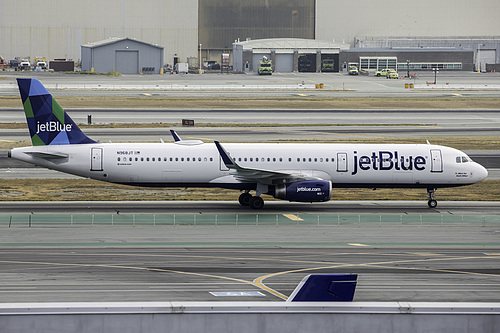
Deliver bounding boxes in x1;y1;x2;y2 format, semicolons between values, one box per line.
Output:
273;180;332;202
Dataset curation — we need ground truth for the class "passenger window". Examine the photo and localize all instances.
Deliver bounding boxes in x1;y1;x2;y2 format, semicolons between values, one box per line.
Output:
141;157;144;161
146;157;150;161
273;158;276;162
320;158;323;162
117;157;121;161
267;158;270;162
204;157;207;161
181;158;184;162
314;158;317;162
152;158;155;161
198;157;201;161
326;158;329;162
279;158;282;162
250;158;253;162
135;157;138;161
288;158;292;162
210;157;213;162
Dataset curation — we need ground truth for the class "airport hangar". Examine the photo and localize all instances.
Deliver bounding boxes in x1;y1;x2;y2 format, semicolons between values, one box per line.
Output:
1;0;499;73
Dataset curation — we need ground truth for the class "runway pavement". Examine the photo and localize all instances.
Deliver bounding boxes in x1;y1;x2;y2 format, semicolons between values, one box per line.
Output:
1;228;500;303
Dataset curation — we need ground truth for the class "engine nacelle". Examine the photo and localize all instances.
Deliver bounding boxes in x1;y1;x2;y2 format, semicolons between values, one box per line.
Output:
274;180;332;202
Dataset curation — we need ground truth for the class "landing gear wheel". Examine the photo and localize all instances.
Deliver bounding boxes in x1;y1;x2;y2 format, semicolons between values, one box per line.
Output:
249;196;264;209
427;188;437;208
238;192;252;206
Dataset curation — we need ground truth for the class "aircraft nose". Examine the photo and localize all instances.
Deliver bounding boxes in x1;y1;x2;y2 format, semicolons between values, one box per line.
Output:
475;163;488;181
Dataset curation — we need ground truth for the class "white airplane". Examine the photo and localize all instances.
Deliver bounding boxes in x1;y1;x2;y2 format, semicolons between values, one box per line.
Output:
9;78;488;209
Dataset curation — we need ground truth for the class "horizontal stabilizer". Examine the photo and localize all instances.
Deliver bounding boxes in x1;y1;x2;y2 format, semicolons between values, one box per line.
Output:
287;273;357;302
24;151;69;159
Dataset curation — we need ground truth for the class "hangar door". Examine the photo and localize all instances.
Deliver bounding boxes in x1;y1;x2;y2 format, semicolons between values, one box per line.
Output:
478;50;496;72
275;54;294;72
115;50;139;74
298;54;316;72
252;53;271;72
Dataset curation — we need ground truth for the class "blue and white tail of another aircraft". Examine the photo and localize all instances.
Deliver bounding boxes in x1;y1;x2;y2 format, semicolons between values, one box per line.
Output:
9;78;488;209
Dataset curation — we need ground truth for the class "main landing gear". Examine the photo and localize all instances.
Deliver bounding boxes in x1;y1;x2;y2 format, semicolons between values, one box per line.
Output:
427;188;437;208
239;192;264;209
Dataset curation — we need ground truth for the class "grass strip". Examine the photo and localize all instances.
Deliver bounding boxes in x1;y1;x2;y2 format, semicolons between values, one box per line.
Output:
0;179;499;202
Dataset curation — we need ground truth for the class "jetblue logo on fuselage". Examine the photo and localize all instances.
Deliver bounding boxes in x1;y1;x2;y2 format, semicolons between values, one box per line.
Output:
36;121;72;134
352;151;426;175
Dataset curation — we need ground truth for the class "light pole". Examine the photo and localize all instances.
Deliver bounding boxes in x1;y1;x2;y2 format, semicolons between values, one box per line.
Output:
199;44;202;74
433;68;439;84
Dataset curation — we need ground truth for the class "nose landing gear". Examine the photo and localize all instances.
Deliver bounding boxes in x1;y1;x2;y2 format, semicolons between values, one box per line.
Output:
427;188;437;208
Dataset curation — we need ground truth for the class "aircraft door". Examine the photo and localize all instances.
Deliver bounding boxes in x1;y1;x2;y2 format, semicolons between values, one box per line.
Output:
91;148;103;171
337;152;348;172
430;149;443;172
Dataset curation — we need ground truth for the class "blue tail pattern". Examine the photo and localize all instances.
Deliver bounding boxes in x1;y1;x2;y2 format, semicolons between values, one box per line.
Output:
17;78;96;146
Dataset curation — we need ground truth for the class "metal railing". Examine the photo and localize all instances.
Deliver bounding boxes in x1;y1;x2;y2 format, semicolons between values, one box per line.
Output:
1;214;499;228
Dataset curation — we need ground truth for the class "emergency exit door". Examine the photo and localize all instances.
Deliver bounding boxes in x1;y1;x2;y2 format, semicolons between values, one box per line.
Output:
91;148;103;171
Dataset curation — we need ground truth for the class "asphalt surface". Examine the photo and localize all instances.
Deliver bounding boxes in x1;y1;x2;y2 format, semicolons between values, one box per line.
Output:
2;71;500;98
1;228;500;303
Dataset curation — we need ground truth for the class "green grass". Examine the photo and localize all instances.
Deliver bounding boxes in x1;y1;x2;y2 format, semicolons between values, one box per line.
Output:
0;178;498;202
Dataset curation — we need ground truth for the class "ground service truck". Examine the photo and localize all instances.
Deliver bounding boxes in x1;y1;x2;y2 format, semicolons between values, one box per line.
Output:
258;56;272;75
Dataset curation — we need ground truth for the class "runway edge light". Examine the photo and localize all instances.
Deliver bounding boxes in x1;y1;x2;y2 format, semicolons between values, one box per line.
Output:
287;273;357;302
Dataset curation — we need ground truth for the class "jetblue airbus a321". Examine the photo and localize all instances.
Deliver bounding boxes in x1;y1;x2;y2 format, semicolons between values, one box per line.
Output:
9;78;488;209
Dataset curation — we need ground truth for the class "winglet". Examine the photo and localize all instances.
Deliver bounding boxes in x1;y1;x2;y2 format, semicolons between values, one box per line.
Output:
170;130;181;142
214;141;240;169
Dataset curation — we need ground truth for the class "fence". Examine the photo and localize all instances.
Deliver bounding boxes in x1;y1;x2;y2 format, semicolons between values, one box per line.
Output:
1;214;499;228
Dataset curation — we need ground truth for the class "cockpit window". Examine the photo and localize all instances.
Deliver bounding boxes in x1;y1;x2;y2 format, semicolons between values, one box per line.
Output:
462;156;469;163
457;156;470;163
456;157;461;163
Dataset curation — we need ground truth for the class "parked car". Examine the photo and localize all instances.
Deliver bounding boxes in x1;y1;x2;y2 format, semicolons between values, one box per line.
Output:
348;65;359;75
386;70;399;79
374;68;392;77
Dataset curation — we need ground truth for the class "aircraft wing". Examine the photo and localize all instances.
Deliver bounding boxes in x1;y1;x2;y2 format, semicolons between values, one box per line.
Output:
214;141;319;185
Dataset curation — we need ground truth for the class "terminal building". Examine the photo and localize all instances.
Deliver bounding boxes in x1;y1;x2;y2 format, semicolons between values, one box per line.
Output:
0;0;499;72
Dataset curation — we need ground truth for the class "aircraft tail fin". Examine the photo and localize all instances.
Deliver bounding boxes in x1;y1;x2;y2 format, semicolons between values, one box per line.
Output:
16;78;97;146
